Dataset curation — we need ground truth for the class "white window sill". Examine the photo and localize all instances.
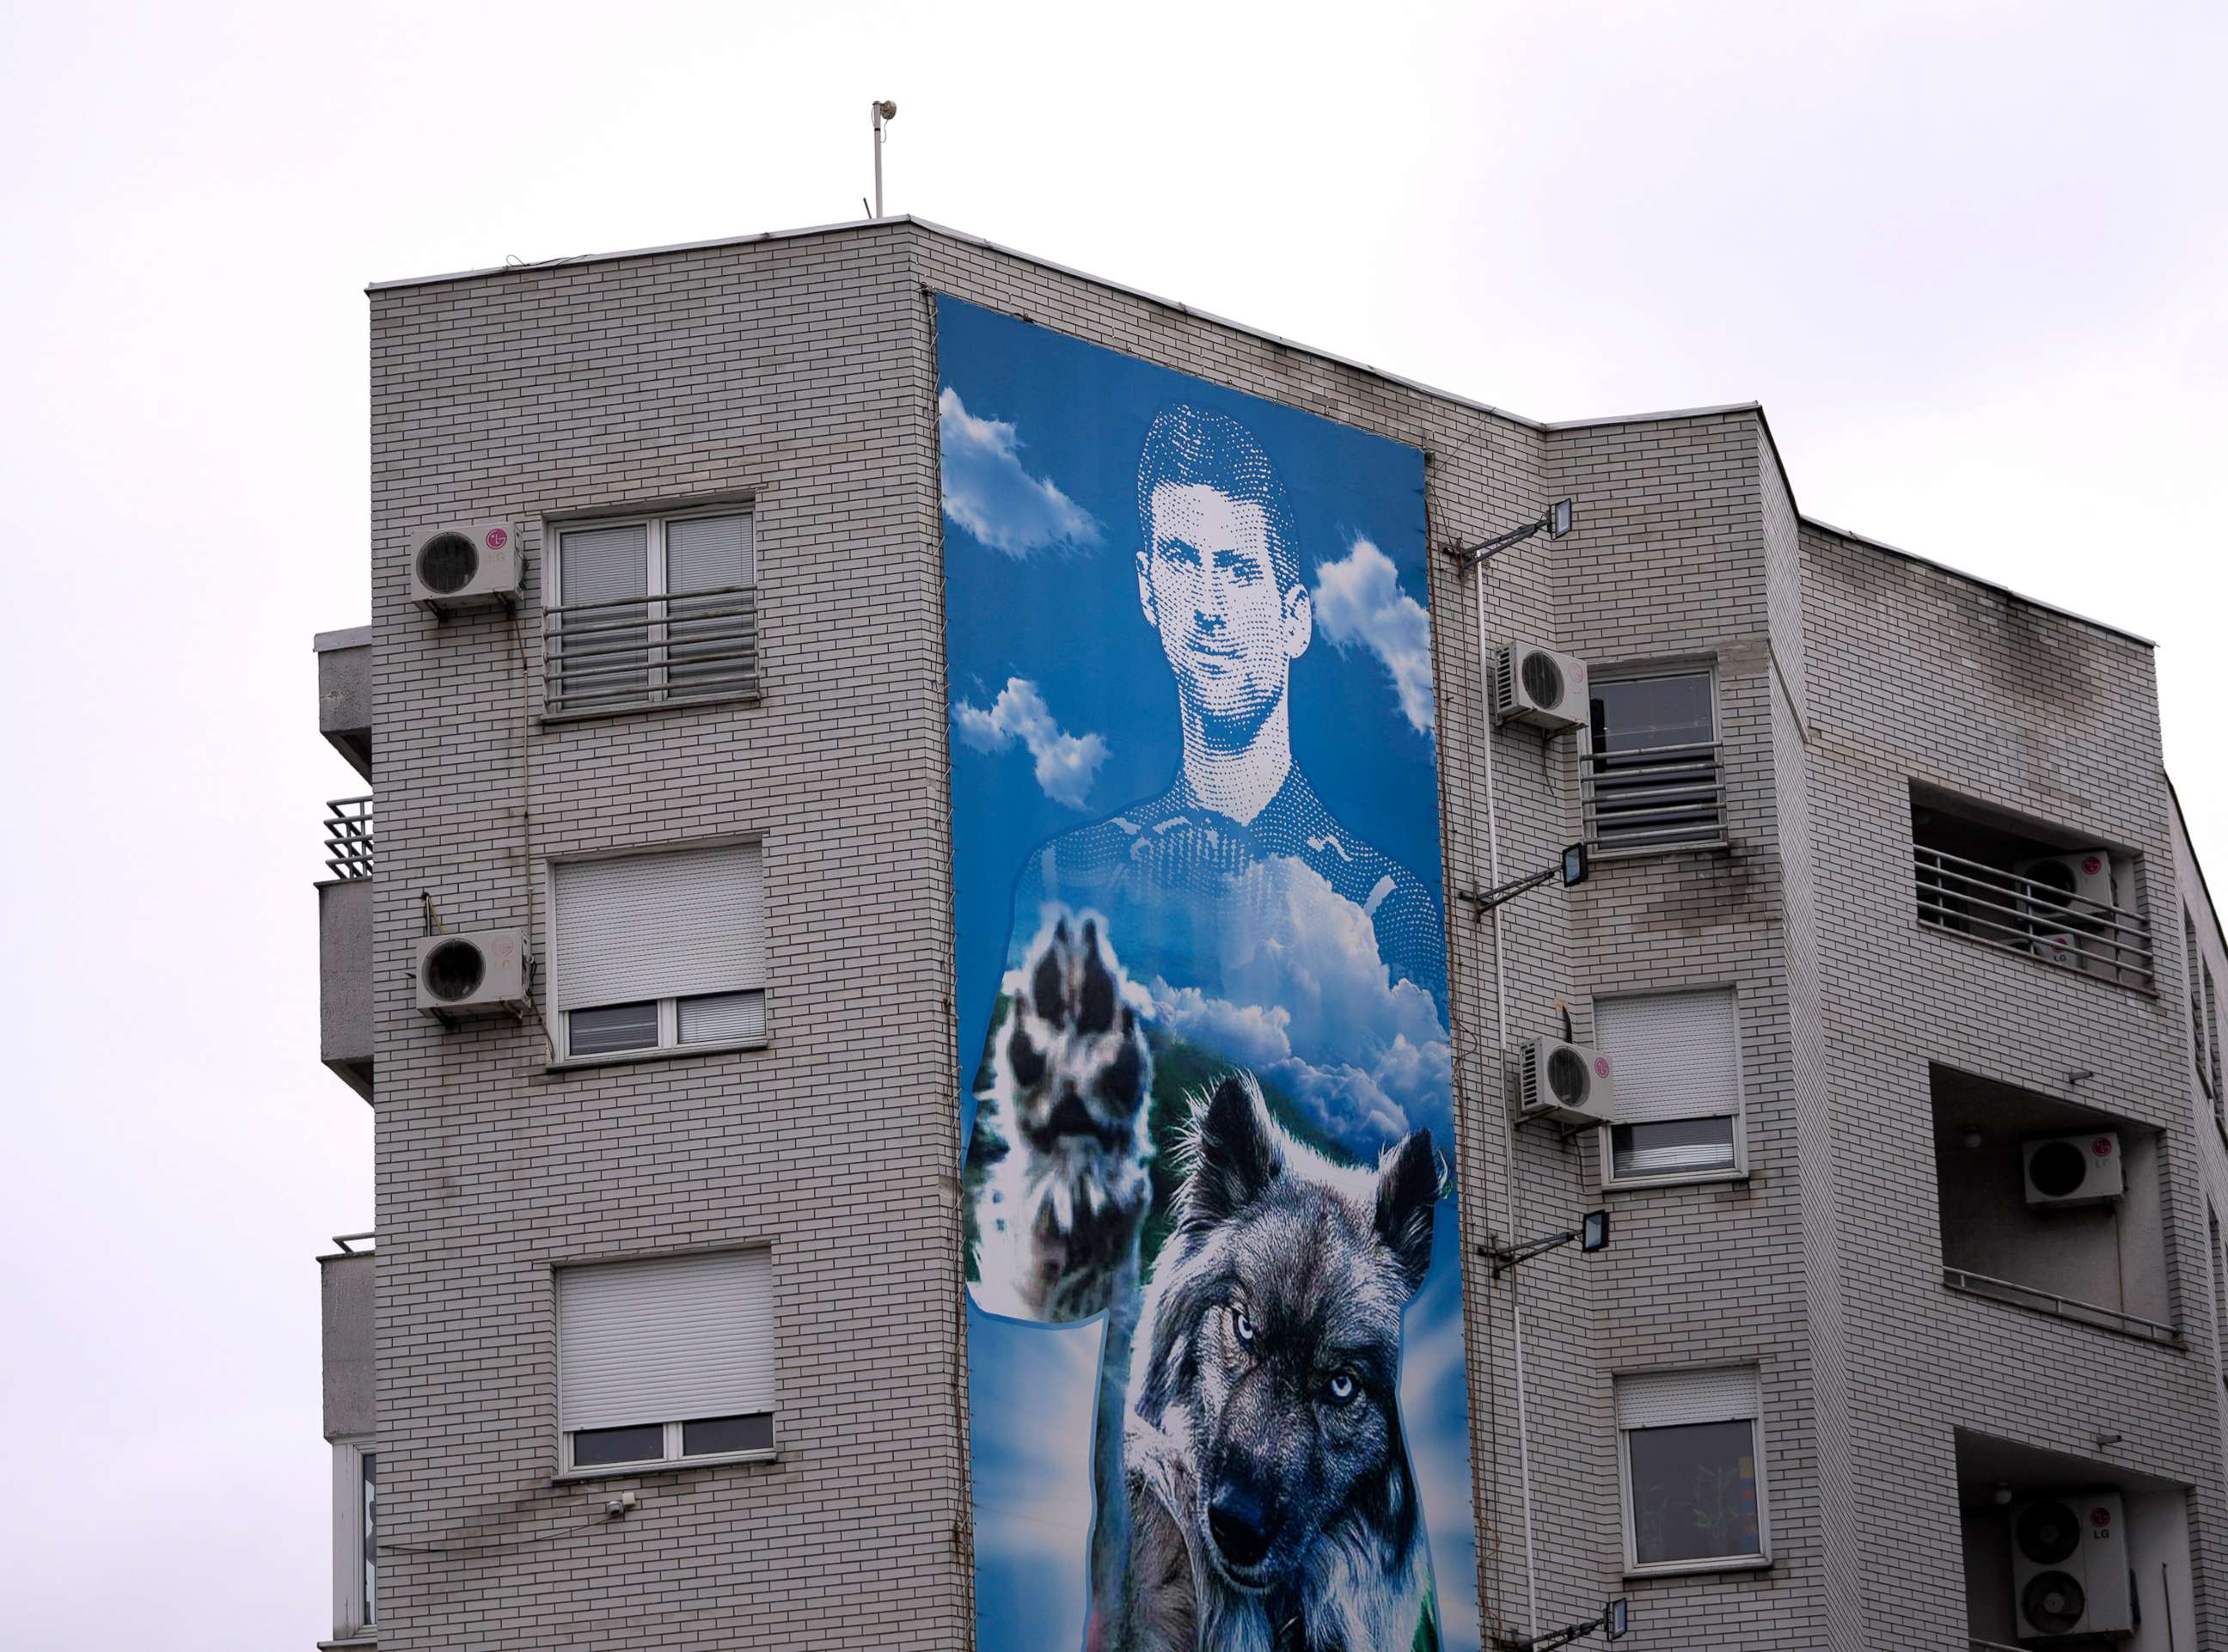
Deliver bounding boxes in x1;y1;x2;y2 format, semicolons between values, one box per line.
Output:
546;1037;768;1074
554;1447;777;1483
1624;1552;1771;1581
1602;1168;1749;1194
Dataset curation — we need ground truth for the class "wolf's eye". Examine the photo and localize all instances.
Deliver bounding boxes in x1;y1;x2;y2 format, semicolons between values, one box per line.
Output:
1325;1372;1358;1405
1230;1306;1256;1347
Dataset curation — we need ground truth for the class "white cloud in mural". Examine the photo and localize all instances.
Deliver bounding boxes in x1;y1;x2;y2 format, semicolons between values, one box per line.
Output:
1148;857;1451;1145
953;677;1110;811
940;387;1101;557
1312;537;1435;738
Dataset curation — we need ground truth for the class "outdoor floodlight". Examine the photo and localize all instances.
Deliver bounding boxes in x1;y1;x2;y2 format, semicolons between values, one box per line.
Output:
1461;843;1591;921
1488;1209;1611;1276
1445;498;1582;567
1515;1594;1634;1649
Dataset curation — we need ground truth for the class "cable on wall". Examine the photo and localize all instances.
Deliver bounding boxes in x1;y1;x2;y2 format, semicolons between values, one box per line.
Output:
511;603;558;1063
1472;550;1543;1639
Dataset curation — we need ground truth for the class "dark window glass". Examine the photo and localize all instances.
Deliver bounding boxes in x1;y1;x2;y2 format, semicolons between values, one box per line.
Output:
682;1413;775;1456
361;1451;376;1625
1612;1117;1738;1178
1588;674;1720;850
572;1423;665;1466
1627;1418;1761;1565
569;1000;659;1056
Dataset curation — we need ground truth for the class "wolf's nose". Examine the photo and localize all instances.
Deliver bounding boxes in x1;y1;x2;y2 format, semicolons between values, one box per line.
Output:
1208;1482;1273;1569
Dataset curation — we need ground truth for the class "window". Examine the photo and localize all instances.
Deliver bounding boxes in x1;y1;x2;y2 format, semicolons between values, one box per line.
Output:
2207;958;2223;1107
1594;989;1743;1184
559;1250;777;1472
2189;911;2209;1097
329;1439;376;1637
547;510;758;714
1584;669;1723;851
553;841;768;1061
1615;1367;1766;1573
2212;1209;2226;1378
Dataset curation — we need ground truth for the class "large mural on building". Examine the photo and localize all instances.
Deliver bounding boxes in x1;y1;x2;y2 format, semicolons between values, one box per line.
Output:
942;296;1478;1652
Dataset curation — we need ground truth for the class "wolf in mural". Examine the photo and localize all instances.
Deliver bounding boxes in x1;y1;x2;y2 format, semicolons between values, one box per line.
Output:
1123;1069;1437;1652
970;914;1438;1652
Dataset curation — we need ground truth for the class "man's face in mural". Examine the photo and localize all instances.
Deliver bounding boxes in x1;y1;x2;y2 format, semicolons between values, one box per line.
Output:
1138;482;1312;743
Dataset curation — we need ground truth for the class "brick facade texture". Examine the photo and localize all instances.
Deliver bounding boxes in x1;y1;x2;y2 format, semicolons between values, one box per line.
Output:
346;217;2228;1649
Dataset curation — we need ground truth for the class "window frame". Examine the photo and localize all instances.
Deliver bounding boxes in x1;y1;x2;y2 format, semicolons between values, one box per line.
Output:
546;504;760;718
1582;659;1726;858
554;1249;780;1479
558;1413;780;1478
543;839;773;1067
1613;1369;1771;1578
329;1436;376;1640
1592;985;1749;1191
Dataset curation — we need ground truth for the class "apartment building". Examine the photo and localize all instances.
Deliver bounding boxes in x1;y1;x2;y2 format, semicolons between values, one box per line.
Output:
309;215;2228;1651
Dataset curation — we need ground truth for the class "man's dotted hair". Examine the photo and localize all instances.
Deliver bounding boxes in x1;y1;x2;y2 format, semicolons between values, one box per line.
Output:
1135;404;1301;593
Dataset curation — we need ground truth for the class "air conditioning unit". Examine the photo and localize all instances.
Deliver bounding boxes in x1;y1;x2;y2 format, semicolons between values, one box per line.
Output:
2010;1490;2132;1640
2022;1130;2125;1208
2017;849;2115;970
413;929;532;1019
1493;642;1588;733
409;523;521;612
1513;1036;1619;1126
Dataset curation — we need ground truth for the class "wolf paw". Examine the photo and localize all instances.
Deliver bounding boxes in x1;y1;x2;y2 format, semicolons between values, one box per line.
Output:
997;909;1154;1219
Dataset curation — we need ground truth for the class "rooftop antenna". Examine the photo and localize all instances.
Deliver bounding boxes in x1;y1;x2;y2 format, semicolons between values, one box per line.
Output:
870;99;898;217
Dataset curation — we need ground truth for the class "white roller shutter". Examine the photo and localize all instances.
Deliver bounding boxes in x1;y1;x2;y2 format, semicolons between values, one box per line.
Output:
560;1250;775;1432
1594;989;1740;1125
1616;1366;1760;1431
554;842;766;1013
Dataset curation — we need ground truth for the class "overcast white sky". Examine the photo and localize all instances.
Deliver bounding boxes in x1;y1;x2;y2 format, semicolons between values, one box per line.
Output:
1;1;2222;1643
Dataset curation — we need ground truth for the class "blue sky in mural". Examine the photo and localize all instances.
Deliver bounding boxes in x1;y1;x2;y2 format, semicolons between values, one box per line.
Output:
943;295;1478;1652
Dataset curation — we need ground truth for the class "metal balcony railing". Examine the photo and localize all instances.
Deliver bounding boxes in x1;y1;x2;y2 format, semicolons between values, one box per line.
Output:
1582;739;1725;854
1943;1265;2180;1347
1914;845;2155;991
324;796;374;879
543;584;759;716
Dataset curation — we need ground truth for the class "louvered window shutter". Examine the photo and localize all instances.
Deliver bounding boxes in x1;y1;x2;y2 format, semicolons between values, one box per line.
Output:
560;1250;775;1432
554;843;766;1013
1616;1366;1760;1431
1594;989;1740;1126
